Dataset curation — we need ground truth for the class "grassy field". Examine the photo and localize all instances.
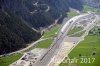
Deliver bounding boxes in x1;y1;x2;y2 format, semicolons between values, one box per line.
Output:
69;35;100;66
35;39;53;48
59;35;100;66
59;26;100;66
67;27;83;35
0;53;23;66
69;31;85;37
42;25;60;38
24;39;53;52
84;5;100;14
67;9;79;18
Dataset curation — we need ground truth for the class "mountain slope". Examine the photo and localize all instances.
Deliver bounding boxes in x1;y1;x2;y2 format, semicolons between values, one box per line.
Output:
0;0;83;55
0;10;41;55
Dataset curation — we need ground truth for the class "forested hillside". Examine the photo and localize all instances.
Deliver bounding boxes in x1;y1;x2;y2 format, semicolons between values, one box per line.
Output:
0;0;83;55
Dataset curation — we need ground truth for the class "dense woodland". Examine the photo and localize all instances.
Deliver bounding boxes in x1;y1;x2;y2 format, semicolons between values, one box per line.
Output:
0;0;84;55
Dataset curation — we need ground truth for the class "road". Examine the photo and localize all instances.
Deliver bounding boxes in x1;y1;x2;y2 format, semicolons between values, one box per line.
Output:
0;38;50;57
34;13;96;66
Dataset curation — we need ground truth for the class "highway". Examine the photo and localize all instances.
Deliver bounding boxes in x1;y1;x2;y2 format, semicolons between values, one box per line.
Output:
34;13;96;66
10;13;99;66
